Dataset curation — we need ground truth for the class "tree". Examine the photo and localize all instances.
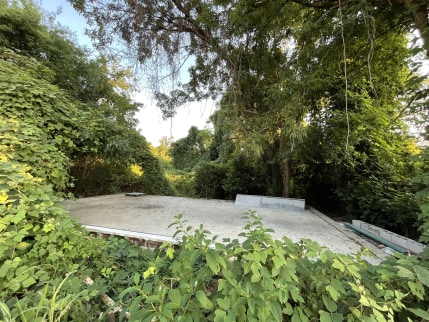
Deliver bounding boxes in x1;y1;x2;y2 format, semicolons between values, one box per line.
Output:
170;126;212;171
150;136;174;170
67;0;424;197
0;0;141;124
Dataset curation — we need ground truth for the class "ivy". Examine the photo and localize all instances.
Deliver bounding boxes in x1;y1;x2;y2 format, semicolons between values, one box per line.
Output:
0;48;80;190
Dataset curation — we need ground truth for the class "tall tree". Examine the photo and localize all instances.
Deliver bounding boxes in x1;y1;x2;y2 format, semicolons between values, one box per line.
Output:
170;126;212;171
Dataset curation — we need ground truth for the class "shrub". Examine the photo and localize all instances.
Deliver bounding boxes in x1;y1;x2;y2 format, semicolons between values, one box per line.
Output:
165;169;196;197
113;212;429;321
194;162;228;199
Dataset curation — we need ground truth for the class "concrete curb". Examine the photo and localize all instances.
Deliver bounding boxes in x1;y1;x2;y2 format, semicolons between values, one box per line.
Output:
351;220;426;255
308;207;388;261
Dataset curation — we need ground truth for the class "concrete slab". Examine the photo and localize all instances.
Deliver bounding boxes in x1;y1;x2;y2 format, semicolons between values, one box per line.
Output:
63;194;386;262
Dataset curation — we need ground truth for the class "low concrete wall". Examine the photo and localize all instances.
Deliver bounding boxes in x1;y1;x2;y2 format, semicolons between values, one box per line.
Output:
235;194;305;210
84;225;177;249
351;220;426;254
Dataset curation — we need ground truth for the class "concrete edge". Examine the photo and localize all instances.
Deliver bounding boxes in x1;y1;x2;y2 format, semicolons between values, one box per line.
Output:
84;225;179;248
351;220;426;254
307;207;387;261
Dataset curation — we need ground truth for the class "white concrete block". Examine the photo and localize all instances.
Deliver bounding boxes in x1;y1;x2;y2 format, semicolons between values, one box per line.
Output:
380;231;392;242
391;235;407;248
234;194;263;207
261;196;305;210
234;194;305;210
406;240;425;254
352;220;362;228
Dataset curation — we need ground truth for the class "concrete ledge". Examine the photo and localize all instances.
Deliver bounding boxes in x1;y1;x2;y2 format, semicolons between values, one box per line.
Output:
235;194;305;210
351;220;426;254
84;225;177;249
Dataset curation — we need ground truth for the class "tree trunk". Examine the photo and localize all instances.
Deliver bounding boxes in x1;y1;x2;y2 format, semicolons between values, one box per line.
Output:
282;159;292;198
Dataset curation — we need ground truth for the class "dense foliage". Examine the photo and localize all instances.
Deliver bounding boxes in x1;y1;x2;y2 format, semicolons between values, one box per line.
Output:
1;0;429;321
70;0;429;238
0;0;174;197
91;213;429;321
0;2;171;319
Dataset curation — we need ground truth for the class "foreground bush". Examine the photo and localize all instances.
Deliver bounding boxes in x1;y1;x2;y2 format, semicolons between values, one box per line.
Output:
115;212;429;322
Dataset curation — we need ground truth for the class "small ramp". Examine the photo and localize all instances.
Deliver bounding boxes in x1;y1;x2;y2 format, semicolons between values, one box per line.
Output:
235;194;305;210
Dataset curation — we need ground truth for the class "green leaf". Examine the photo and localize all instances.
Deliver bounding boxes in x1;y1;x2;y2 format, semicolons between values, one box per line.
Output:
372;308;386;322
196;290;213;310
319;310;333;322
283;303;293;316
190;249;201;266
166;246;175;259
247;297;255;314
133;272;140;285
326;285;341;302
397;266;414;279
0;300;12;321
408;308;429;320
169;288;182;306
322;294;337;313
21;276;36;288
162;304;175;319
407;281;424;300
271;301;283;322
8;279;20;292
0;260;12;278
332;259;345;272
214;309;227;322
331;313;343;322
217;297;230;311
413;265;429;288
206;251;220;274
143;266;155;279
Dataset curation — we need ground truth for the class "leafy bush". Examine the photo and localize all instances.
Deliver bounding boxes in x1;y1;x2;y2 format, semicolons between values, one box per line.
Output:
165;169;196;197
70;158;143;196
0;155;108;319
194;162;228;199
1;47;110;320
139;150;175;195
414;146;429;243
336;179;421;239
113;212;429;322
222;153;267;199
0;48;80;191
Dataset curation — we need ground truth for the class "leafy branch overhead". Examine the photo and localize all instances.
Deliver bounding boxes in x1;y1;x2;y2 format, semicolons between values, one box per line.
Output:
69;0;429;97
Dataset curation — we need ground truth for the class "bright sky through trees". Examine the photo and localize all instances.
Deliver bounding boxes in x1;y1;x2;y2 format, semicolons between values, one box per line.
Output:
38;0;214;146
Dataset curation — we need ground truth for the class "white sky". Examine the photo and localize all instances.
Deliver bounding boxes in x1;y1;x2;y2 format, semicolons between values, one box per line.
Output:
38;0;214;146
